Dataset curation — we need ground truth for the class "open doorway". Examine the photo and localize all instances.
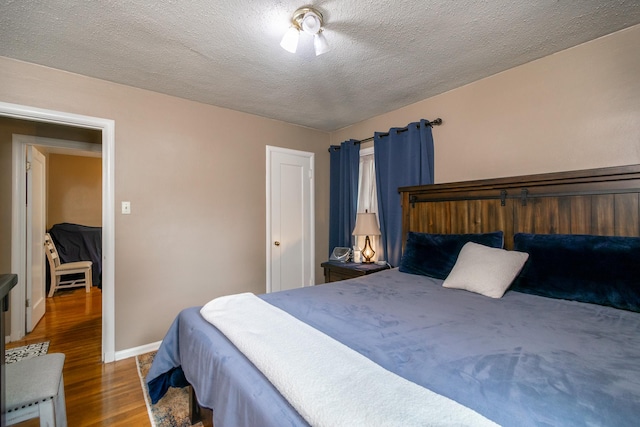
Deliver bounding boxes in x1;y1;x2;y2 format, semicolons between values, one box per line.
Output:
17;135;102;335
0;102;116;362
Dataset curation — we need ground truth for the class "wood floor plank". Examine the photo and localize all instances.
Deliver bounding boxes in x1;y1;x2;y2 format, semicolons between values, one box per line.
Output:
6;287;150;426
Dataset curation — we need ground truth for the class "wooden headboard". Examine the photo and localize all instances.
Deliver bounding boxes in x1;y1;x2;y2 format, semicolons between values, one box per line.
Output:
400;164;640;250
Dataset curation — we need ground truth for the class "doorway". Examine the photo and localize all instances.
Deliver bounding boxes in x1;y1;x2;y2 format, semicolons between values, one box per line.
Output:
266;146;315;293
1;101;116;363
16;135;102;334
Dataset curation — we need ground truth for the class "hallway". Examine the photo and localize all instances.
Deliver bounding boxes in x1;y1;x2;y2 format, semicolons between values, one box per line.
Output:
6;287;149;426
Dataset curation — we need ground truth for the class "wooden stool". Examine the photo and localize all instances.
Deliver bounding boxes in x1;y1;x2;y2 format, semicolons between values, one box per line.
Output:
4;353;67;426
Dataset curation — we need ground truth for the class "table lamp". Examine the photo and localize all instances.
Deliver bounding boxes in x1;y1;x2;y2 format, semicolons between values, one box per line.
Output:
352;211;381;263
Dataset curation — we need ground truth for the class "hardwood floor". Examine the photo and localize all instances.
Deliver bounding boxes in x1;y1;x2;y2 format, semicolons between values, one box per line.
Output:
6;287;150;426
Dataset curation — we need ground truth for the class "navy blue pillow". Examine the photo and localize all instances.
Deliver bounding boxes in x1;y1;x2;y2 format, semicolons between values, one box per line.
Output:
512;233;640;312
399;231;504;279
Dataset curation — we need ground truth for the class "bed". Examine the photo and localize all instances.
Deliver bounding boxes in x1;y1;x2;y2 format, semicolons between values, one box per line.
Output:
48;223;102;289
147;164;640;427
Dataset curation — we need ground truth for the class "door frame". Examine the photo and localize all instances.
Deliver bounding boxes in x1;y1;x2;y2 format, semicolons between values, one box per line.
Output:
2;101;116;363
265;145;315;293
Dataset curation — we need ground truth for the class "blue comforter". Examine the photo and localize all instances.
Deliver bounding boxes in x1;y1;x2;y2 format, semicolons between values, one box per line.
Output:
147;269;640;426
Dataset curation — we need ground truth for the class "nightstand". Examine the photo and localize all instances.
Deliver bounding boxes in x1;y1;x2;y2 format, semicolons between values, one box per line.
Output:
321;261;390;283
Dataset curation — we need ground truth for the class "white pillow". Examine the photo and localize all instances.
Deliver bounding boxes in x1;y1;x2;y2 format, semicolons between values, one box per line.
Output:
442;242;529;298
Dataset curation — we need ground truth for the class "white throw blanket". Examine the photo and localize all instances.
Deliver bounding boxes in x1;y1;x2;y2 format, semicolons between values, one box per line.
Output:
200;293;499;427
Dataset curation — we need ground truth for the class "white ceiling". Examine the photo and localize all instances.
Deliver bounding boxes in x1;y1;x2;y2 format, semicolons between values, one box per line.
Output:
1;1;640;132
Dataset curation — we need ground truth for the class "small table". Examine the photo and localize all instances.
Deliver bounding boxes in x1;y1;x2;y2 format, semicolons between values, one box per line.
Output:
321;261;390;283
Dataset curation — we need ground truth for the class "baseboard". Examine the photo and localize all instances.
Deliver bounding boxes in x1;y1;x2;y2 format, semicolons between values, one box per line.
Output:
114;340;161;361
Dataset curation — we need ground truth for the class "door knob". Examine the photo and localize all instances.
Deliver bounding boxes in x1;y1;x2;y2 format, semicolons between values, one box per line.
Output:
274;241;280;246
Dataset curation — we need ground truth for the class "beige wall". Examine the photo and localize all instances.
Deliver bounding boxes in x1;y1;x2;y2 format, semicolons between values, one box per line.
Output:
47;153;102;229
0;119;50;333
331;24;640;183
0;123;22;275
0;122;24;332
0;57;330;350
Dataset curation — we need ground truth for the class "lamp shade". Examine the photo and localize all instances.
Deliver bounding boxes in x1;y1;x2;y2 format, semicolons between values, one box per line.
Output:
314;31;330;56
280;26;299;53
352;212;381;236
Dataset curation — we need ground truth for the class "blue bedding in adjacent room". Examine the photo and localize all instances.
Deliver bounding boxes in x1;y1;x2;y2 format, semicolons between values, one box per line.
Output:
147;269;640;427
48;223;102;289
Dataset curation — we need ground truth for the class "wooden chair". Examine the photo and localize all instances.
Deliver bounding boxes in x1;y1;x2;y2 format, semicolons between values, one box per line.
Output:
5;353;67;426
44;233;92;297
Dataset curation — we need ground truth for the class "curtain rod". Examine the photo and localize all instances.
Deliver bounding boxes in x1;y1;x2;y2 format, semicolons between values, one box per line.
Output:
329;118;443;151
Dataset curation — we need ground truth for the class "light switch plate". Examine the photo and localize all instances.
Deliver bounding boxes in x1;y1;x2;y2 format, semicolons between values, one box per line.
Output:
121;201;131;214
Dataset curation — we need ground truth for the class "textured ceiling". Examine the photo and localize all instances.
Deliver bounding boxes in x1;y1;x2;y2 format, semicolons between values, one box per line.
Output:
1;1;640;132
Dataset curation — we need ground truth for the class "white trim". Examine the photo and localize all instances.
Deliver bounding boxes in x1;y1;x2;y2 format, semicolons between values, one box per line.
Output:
2;101;116;363
266;147;271;292
16;135;102;153
116;340;162;361
31;136;102;157
265;145;315;293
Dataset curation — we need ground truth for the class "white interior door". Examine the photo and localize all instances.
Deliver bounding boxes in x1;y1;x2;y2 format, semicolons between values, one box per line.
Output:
266;146;314;292
26;145;46;332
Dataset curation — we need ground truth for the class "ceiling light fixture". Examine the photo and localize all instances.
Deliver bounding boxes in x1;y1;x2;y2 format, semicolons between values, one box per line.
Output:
280;7;330;56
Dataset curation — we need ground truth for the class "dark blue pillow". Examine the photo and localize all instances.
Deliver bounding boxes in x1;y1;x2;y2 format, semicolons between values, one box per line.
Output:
512;233;640;312
399;231;504;279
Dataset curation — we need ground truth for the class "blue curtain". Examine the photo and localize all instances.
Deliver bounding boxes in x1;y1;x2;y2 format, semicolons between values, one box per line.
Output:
328;140;360;255
374;120;434;266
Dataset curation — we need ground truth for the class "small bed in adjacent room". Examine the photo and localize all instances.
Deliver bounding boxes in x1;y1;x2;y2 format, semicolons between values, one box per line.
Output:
47;223;102;289
147;164;640;427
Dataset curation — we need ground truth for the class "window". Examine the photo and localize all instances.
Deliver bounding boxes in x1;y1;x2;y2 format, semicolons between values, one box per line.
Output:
355;147;380;260
357;147;377;214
